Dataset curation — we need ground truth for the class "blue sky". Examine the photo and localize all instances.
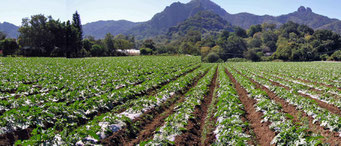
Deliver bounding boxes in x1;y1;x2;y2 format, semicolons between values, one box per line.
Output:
0;0;340;26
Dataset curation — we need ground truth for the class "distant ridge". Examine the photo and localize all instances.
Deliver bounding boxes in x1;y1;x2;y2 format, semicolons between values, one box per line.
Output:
83;20;140;38
2;0;341;39
0;22;19;38
83;1;341;39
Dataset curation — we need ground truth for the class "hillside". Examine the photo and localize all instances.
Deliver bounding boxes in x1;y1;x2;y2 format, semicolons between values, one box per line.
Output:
90;1;341;40
0;22;19;38
83;20;140;39
125;0;228;39
167;11;233;38
318;21;341;34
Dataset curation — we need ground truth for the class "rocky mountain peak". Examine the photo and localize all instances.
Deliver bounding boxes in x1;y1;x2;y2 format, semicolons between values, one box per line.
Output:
297;6;312;13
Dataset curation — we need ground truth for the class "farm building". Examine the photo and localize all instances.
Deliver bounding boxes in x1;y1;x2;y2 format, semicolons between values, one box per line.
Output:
117;49;140;56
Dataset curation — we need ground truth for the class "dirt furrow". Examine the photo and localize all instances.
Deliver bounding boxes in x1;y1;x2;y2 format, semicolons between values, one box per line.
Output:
235;69;341;145
202;93;219;146
225;68;275;145
100;68;209;145
174;66;218;146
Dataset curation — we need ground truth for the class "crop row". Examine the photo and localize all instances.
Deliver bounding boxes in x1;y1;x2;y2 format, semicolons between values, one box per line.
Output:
48;64;212;145
235;62;341;89
230;64;341;144
226;65;323;145
0;57;198;113
212;65;250;145
249;69;341;109
142;65;217;145
0;57;201;145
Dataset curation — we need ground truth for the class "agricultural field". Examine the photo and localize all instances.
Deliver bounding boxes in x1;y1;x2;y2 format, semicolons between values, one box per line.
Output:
0;57;341;145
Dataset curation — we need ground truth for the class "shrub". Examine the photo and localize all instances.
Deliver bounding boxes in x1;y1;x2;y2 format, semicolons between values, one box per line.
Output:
330;50;341;61
244;49;261;61
206;52;220;63
320;54;329;61
79;48;90;57
90;44;107;56
1;39;18;56
261;56;272;61
227;58;251;62
140;48;152;55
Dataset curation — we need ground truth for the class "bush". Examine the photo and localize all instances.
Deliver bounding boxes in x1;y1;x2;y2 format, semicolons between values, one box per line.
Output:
90;44;107;56
320;54;329;61
140;48;153;55
1;39;18;56
330;50;341;61
261;56;272;61
226;58;251;62
206;52;220;63
79;48;90;57
244;49;261;61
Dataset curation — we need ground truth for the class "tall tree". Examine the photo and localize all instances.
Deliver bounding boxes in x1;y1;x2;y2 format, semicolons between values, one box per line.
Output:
65;20;74;58
142;39;156;51
72;11;83;57
234;27;247;38
247;24;262;37
104;33;115;55
218;34;247;61
18;15;55;56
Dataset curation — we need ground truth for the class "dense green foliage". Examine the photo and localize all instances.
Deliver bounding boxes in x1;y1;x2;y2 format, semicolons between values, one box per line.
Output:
1;12;136;57
330;50;341;61
0;39;18;56
199;21;341;62
17;13;82;57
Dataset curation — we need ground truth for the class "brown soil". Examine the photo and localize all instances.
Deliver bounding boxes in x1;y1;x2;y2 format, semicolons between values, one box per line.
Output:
174;66;218;146
252;72;341;117
225;68;276;145
100;67;209;145
237;69;341;145
0;128;32;146
203;93;219;146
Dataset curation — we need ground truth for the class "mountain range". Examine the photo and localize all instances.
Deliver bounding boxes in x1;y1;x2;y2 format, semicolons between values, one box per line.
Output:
2;0;341;39
0;22;19;38
167;11;233;38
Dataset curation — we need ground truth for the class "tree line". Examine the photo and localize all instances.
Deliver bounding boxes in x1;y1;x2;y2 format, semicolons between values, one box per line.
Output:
139;21;341;62
155;21;341;62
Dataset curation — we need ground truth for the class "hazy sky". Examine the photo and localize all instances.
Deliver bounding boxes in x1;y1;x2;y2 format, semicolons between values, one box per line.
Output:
0;0;340;26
